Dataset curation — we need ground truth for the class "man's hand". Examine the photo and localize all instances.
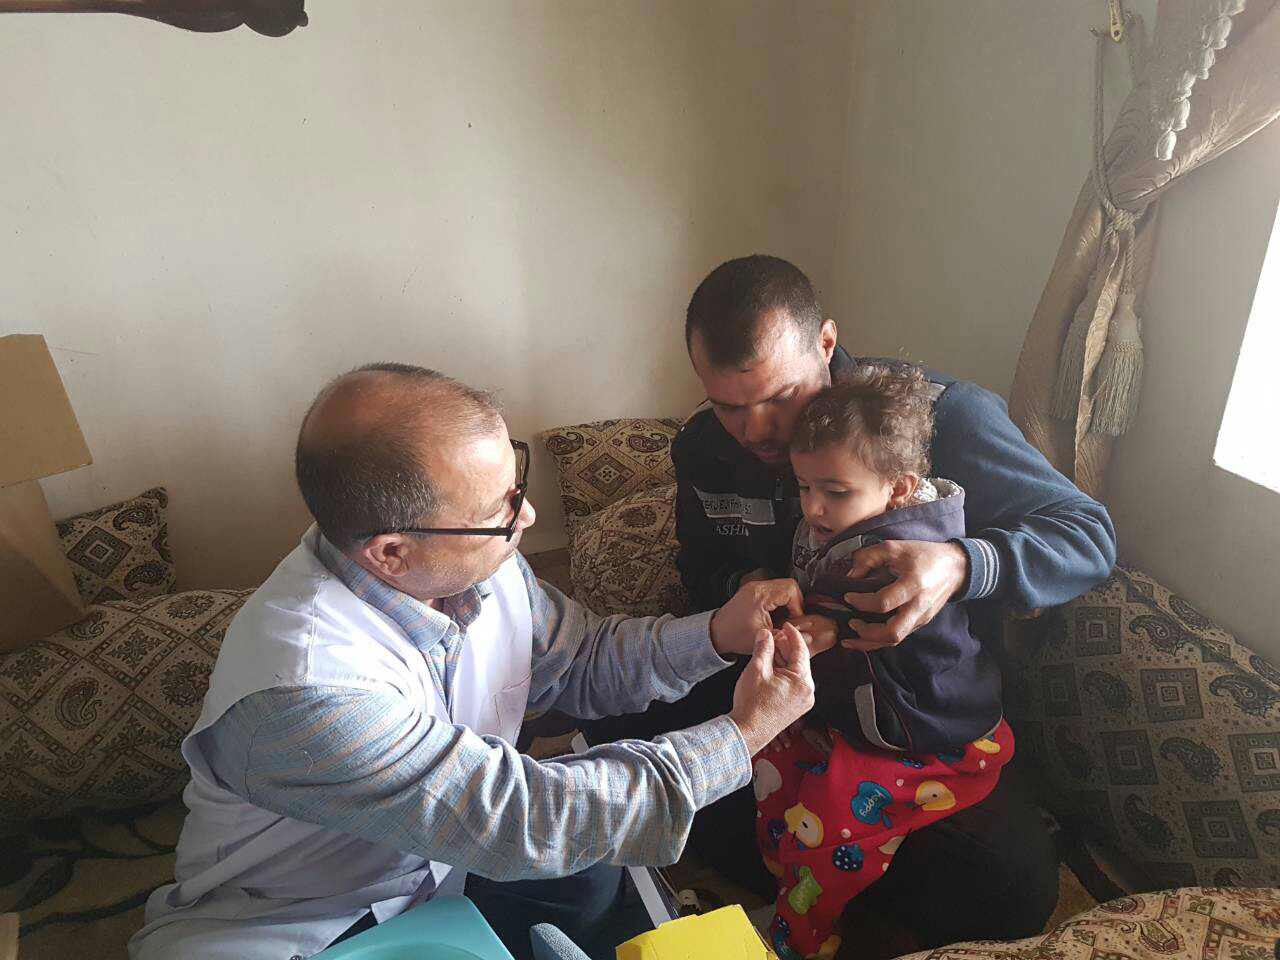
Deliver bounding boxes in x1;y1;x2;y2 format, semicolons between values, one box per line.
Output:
841;540;968;652
738;567;771;586
729;624;816;756
710;578;805;657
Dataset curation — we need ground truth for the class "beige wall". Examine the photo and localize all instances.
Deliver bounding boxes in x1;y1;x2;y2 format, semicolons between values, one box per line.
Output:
1;1;856;590
828;1;1143;395
830;1;1280;661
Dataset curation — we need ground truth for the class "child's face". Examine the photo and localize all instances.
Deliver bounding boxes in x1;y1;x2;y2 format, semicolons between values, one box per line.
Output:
792;444;905;543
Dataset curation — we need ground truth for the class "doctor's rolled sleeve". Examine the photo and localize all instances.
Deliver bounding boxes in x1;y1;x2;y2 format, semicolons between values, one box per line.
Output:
196;556;752;882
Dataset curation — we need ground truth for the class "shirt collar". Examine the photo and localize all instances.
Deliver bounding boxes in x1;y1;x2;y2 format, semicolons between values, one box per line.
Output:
311;528;491;652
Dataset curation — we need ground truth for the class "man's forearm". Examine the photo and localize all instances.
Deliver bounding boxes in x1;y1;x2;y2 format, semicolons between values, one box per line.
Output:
932;381;1118;610
205;687;752;883
520;557;732;720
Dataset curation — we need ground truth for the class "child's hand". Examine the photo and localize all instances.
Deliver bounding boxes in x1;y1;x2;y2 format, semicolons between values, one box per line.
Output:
785;614;838;658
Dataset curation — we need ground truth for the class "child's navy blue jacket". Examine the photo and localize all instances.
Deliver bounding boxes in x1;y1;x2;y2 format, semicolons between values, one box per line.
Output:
794;480;1001;754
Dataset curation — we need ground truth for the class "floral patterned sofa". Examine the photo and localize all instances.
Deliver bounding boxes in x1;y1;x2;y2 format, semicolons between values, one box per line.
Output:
537;417;1280;958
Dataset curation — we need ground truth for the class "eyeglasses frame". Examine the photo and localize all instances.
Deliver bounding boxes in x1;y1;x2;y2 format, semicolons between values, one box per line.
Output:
357;439;530;542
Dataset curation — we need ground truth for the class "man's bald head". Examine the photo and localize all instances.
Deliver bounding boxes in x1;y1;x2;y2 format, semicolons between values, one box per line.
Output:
295;363;502;550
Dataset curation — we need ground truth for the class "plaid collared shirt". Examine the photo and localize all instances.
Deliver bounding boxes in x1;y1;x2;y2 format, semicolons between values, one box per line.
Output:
198;536;751;883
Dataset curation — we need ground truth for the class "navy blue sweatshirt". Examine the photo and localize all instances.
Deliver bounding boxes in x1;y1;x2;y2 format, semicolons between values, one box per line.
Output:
794;480;1001;753
672;350;1118;649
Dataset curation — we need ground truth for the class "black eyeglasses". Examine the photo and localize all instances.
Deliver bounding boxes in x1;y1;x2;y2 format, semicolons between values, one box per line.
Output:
359;440;530;542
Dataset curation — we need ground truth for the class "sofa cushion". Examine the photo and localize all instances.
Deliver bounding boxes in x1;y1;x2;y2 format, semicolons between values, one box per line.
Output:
538;418;682;530
1003;565;1280;890
55;487;175;605
570;483;689;618
0;589;251;824
893;887;1280;960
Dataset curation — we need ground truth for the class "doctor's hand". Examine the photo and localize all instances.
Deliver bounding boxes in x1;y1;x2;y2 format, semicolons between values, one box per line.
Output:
729;624;816;756
841;539;968;651
710;578;806;658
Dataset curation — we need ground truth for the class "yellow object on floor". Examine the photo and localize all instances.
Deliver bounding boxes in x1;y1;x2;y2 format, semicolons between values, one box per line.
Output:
616;905;775;960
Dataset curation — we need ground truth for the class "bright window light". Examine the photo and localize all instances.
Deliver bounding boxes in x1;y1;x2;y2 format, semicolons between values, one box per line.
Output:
1215;199;1280;494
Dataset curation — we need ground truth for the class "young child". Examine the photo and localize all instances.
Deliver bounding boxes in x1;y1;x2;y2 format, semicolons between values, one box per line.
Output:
752;364;1013;960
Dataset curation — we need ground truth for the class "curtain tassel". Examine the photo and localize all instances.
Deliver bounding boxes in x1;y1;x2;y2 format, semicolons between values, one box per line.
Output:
1091;289;1144;436
1049;295;1094;420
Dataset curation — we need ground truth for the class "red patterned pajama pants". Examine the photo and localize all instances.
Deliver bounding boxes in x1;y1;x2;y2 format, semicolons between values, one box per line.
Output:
752;720;1014;960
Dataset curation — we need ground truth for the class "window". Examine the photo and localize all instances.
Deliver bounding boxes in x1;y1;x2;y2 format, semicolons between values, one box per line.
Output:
1215;199;1280;494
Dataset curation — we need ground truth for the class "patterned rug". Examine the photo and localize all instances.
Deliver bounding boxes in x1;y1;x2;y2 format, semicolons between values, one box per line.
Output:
2;799;181;959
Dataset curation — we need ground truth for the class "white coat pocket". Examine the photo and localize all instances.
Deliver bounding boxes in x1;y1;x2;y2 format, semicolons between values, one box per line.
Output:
493;675;532;744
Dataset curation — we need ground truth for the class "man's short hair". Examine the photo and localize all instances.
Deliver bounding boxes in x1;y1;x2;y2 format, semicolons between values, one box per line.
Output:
685;254;823;368
294;363;501;550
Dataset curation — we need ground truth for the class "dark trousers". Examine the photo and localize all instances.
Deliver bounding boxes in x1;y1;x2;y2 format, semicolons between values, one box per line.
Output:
467;864;652;960
583;663;1060;949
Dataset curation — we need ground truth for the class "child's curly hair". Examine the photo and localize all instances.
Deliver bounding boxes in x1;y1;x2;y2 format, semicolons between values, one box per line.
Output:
790;363;934;479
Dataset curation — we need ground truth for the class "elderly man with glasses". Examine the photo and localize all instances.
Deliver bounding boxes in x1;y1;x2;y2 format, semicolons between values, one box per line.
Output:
129;362;826;960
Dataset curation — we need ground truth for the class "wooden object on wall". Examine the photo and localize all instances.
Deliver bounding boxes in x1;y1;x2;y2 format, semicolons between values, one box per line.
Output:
0;0;306;36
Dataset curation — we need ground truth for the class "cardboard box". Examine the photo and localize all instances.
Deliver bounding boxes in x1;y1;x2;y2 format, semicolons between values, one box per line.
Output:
0;481;86;651
0;334;93;651
0;334;92;487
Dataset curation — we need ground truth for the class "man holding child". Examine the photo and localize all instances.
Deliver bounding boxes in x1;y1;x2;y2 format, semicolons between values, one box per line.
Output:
588;254;1117;954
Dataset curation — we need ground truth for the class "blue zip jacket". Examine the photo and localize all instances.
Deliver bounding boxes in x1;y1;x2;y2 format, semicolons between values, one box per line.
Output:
795;480;1001;753
672;350;1118;650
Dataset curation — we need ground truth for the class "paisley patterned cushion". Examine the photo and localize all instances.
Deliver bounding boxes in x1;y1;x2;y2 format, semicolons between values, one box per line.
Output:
569;483;689;618
894;887;1280;960
1003;566;1280;890
537;418;683;530
0;590;251;824
55;488;175;605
